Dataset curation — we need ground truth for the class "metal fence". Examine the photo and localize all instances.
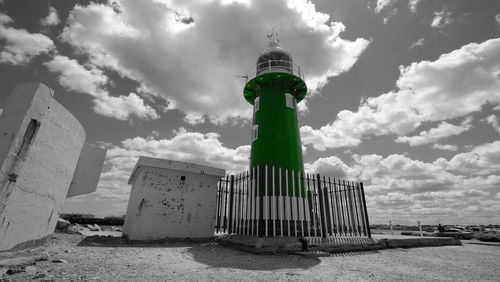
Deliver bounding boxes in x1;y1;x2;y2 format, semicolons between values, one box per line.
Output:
214;165;371;238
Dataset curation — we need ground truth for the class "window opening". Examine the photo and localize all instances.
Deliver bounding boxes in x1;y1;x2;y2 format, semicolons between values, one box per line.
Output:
285;93;295;109
254;97;260;112
252;124;259;141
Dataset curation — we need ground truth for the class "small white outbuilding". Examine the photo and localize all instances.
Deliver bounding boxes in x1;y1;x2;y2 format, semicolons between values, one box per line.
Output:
123;157;225;240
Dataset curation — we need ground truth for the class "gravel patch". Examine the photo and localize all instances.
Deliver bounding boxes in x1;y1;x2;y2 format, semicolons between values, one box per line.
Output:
2;233;498;281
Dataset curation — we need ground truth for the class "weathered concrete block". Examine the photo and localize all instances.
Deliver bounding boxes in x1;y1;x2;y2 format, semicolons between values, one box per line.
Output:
0;83;104;251
67;145;106;198
123;157;225;240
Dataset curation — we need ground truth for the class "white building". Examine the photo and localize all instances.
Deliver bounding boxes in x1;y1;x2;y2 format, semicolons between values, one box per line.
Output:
123;157;225;240
0;83;105;251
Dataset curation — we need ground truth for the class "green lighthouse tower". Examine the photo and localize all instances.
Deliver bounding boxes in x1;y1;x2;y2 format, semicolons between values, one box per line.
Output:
243;39;307;178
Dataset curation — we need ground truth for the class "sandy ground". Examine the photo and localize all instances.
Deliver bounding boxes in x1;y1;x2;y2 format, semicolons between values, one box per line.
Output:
2;233;499;281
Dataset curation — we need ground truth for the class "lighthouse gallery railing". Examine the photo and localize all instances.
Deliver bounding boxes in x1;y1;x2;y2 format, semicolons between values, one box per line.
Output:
214;165;371;238
244;59;305;83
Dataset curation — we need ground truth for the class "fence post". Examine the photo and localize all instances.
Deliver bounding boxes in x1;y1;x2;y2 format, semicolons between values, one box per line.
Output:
351;181;361;236
223;176;230;233
317;174;327;238
258;165;263;237
228;175;235;234
360;182;371;238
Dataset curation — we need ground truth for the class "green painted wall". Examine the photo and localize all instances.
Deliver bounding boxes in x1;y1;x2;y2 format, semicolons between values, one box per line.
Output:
243;72;307;196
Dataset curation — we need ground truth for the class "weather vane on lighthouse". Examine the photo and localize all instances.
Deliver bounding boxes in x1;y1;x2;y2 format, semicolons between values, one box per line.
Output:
242;32;308;197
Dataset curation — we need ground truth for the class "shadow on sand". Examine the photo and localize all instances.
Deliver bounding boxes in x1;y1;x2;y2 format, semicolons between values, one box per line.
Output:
76;236;321;270
77;235;203;248
186;243;321;270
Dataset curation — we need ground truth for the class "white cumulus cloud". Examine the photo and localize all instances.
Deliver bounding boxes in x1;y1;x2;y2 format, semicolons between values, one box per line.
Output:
432;144;458;151
484;115;500;134
408;0;422;14
302;38;500;150
304;142;500;224
431;6;453;29
59;0;369;124
395;117;472;146
0;13;54;65
374;0;398;14
40;6;60;26
44;55;158;121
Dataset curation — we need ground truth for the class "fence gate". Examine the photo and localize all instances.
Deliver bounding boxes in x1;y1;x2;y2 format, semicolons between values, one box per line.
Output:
214;165;371;238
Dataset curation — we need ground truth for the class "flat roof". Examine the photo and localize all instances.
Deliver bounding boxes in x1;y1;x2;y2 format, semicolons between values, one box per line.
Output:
128;156;226;184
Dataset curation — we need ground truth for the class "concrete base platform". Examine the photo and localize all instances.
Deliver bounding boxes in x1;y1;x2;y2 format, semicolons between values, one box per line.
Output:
373;234;461;249
219;234;461;255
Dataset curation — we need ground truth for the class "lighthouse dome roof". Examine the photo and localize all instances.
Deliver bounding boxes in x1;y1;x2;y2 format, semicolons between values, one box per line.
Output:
256;40;293;75
261;40;291;56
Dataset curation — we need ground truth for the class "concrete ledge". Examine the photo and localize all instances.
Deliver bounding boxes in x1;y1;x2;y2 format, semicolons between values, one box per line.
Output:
218;235;302;254
376;236;461;249
219;234;461;255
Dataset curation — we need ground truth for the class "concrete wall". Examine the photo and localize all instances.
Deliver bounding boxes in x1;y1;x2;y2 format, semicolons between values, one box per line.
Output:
67;145;106;198
0;83;86;251
123;157;225;240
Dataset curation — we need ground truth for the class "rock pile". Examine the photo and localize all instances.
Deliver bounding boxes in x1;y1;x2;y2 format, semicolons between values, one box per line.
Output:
55;218;102;235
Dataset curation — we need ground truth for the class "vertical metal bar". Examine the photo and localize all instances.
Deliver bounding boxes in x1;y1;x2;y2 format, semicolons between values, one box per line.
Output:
344;180;352;236
349;181;359;237
215;179;220;233
338;179;345;236
250;168;254;236
233;175;239;234
237;174;243;234
337;179;345;236
360;182;371;238
228;175;235;234
348;181;356;236
342;180;351;236
302;172;310;237
251;167;257;236
308;173;317;237
347;181;357;236
326;177;334;236
285;168;291;237
312;174;320;238
334;179;340;236
317;174;327;238
279;167;283;237
265;165;268;237
245;170;252;235
328;177;337;236
323;176;332;236
292;170;298;237
257;165;262;237
272;166;276;237
233;174;238;234
300;172;307;237
296;172;301;237
355;181;363;237
311;174;319;237
297;172;303;237
332;178;338;236
355;182;365;236
252;167;259;236
223;176;229;233
242;172;247;235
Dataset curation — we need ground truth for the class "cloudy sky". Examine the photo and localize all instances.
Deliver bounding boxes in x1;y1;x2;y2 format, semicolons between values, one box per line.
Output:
1;0;499;225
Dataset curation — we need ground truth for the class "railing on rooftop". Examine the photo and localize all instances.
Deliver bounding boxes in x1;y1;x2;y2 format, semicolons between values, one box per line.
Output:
245;60;305;83
214;165;371;238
